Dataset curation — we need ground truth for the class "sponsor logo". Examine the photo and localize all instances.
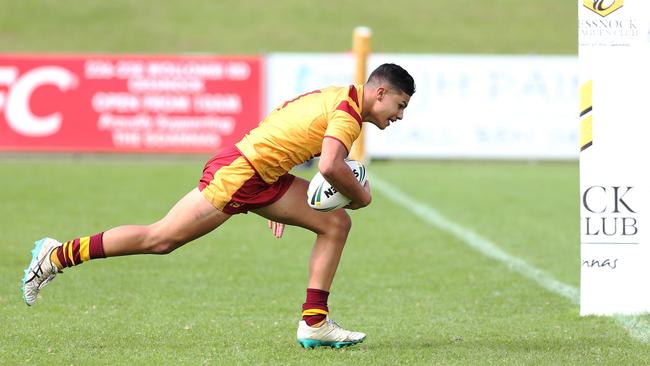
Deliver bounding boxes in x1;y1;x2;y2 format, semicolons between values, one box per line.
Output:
581;185;638;243
0;66;78;137
581;185;637;271
323;186;339;199
583;0;624;17
311;181;326;206
352;164;366;183
579;0;642;48
311;181;341;206
228;202;244;208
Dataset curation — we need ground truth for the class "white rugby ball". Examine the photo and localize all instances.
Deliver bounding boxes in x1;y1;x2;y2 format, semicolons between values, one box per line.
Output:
307;160;367;211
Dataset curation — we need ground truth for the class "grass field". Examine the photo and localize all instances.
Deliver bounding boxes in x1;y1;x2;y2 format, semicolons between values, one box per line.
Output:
0;0;576;54
1;0;642;364
2;158;650;365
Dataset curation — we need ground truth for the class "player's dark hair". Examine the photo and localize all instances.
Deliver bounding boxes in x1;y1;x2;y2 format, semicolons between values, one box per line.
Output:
367;63;415;96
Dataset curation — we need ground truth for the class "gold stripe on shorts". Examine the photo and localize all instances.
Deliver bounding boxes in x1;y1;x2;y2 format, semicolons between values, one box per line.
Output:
201;156;256;211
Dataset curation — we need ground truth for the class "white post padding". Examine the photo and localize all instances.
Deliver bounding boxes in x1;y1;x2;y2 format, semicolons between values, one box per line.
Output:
579;0;650;315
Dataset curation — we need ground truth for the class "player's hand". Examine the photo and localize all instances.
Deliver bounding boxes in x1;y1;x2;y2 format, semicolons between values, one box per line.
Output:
345;180;371;210
268;220;284;238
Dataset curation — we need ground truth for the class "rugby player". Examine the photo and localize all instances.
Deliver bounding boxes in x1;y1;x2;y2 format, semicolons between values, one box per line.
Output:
22;63;415;349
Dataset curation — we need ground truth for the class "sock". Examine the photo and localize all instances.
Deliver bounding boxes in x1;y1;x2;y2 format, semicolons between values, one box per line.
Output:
302;288;329;327
49;232;106;270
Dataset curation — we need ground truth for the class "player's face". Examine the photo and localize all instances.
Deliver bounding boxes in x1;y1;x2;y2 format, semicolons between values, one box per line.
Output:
370;87;410;130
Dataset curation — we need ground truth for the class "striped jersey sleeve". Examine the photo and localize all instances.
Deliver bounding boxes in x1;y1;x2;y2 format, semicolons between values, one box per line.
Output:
324;86;363;153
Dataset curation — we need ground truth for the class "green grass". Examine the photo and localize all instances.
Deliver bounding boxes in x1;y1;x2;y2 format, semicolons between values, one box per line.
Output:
0;1;610;364
0;0;576;54
1;158;649;365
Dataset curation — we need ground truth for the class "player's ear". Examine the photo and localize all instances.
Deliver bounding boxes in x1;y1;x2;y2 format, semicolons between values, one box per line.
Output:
376;86;386;101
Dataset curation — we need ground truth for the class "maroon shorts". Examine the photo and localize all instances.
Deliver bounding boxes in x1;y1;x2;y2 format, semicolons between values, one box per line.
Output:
198;146;295;214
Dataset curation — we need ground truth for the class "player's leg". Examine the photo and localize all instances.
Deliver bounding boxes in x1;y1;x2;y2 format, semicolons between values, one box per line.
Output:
254;177;351;292
252;177;365;348
22;146;253;306
22;188;230;306
102;188;230;256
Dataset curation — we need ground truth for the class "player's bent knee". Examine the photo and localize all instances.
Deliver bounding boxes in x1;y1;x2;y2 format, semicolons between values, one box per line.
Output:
337;210;352;233
318;210;352;237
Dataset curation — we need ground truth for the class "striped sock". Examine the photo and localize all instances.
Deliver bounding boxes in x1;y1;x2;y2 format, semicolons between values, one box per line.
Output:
302;288;329;327
49;232;106;270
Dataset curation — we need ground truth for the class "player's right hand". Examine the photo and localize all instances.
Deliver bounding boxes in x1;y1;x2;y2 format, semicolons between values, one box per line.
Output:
345;180;371;210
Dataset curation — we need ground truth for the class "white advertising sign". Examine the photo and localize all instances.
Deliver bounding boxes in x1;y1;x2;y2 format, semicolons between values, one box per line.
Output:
579;0;650;315
267;53;578;159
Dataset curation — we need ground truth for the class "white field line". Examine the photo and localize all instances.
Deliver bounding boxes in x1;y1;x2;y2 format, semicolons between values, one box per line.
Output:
370;174;650;343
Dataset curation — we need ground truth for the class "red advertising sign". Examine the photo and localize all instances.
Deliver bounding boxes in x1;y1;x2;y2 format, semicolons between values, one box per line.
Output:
0;54;263;153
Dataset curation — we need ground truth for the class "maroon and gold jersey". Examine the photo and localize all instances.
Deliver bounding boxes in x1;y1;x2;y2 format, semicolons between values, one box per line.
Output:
236;84;363;184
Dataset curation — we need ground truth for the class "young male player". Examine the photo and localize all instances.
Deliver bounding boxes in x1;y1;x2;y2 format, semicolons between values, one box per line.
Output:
21;63;415;349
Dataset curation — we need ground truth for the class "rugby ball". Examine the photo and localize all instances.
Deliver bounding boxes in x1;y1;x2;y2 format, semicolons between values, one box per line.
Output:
307;160;367;211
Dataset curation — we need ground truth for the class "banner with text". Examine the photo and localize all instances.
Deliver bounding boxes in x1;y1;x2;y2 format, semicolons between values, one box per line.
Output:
267;53;578;160
0;54;262;153
579;0;650;315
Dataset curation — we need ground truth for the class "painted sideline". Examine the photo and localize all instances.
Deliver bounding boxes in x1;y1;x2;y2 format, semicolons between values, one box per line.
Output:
370;174;650;343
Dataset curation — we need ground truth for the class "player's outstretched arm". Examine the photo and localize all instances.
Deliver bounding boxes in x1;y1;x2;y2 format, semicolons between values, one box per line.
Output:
319;137;371;210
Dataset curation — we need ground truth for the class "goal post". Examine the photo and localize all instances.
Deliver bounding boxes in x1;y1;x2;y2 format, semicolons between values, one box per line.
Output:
579;0;650;315
349;26;371;163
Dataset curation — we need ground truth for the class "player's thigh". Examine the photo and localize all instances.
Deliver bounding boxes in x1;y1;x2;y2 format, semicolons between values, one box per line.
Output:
252;177;350;235
153;188;231;243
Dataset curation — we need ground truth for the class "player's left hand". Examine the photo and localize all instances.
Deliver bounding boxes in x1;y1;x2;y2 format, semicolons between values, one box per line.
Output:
268;220;284;238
